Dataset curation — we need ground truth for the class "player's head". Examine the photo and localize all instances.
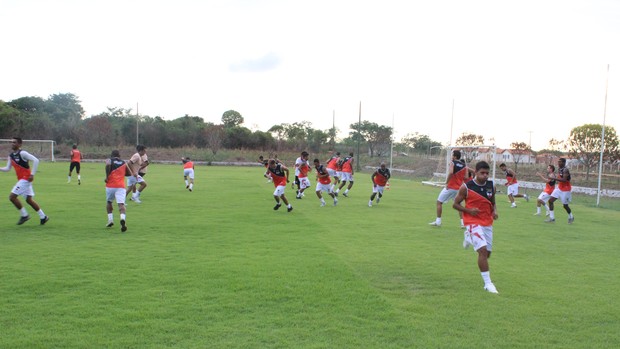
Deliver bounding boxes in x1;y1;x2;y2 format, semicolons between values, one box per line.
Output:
301;151;309;159
558;158;566;167
548;164;555;172
336;151;341;156
72;144;77;149
268;159;277;168
475;161;491;181
10;137;22;150
136;144;146;153
499;163;506;169
259;155;264;160
349;152;354;157
111;150;120;158
452;150;461;160
185;156;190;161
380;162;387;169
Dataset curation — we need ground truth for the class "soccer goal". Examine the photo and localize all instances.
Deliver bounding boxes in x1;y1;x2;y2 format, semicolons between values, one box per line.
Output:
422;145;497;186
0;139;56;162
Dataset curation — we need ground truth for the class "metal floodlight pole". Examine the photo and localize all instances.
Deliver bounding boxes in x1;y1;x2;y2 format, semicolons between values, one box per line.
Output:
596;64;610;207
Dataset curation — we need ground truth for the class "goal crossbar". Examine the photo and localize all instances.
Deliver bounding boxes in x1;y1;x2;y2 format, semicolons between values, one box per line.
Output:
0;139;56;162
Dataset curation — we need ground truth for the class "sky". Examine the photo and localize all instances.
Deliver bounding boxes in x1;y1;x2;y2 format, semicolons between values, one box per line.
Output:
2;0;620;151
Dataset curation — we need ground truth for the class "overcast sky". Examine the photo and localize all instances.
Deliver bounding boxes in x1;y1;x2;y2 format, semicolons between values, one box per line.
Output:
2;0;619;150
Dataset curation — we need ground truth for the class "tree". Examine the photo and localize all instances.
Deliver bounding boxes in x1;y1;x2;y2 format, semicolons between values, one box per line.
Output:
567;124;619;181
204;124;225;155
455;133;485;163
401;133;442;155
222;110;244;128
509;141;531;172
268;124;286;151
348;121;392;157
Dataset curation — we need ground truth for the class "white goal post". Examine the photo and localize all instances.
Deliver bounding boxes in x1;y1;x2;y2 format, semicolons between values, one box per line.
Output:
0;139;56;162
422;145;497;186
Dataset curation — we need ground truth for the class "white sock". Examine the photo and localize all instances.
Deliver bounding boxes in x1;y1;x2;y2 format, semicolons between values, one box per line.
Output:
481;271;492;285
436;218;442;225
536;207;541;214
189;183;193;190
287;204;292;208
67;176;71;182
320;198;326;204
120;213;126;221
460;219;464;226
344;189;349;194
37;209;46;219
185;180;188;186
544;204;550;212
78;175;81;180
550;211;555;219
20;208;28;216
569;213;574;218
108;213;114;222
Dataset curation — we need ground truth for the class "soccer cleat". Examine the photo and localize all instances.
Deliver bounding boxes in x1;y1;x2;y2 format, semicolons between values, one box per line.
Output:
40;216;49;225
273;203;282;210
333;199;338;206
17;215;30;225
524;194;529;202
296;195;302;200
120;219;127;232
544;218;555;223
568;216;574;224
428;221;441;227
133;197;142;204
342;192;349;197
545;211;550;216
106;221;114;228
78;179;81;185
186;185;189;189
376;197;381;204
533;212;541;216
320;202;326;207
287;206;293;212
511;203;517;208
484;283;499;294
368;201;372;207
334;192;339;197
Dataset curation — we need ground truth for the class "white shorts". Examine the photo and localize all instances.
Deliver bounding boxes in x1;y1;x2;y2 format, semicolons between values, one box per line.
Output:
273;185;286;197
340;172;354;182
464;224;493;252
298;177;311;189
437;187;458;203
327;168;338;177
372;184;385;195
184;168;195;179
551;188;572;205
106;187;127;204
537;192;551;203
11;179;34;198
506;183;519;196
316;182;332;193
126;175;145;187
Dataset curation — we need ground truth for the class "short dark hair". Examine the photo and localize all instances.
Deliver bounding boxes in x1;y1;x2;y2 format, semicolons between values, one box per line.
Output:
313;158;320;163
559;157;566;162
499;163;506;168
452;150;461;159
12;137;22;144
301;151;309;157
111;150;120;158
549;164;555;172
336;152;341;156
476;161;490;172
136;145;146;152
269;159;276;165
72;144;77;149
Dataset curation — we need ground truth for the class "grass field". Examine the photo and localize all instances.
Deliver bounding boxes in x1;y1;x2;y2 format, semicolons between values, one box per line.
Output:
1;162;619;348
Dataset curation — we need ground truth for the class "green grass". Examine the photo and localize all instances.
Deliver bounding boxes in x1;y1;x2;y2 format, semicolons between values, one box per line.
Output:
1;162;619;348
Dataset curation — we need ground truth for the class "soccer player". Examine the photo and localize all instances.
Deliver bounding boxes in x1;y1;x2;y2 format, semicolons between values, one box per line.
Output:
369;162;391;207
258;155;271;182
182;157;195;191
294;151;311;199
267;159;293;212
546;158;574;224
534;165;556;216
126;145;148;203
325;151;341;190
105;150;133;232
67;144;82;184
429;150;469;227
453;161;499;294
499;163;529;207
313;158;338;207
0;137;49;225
335;152;354;197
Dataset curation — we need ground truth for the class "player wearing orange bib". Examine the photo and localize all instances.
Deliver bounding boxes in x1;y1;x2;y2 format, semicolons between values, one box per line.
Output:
429;150;469;227
267;159;293;212
368;162;391;207
547;158;574;224
534;165;556;216
105;149;133;232
68;144;82;184
335;152;354;197
325;151;341;189
313;158;338;207
453;161;499;294
182;157;195;191
499;163;529;208
0;137;49;225
294;151;311;199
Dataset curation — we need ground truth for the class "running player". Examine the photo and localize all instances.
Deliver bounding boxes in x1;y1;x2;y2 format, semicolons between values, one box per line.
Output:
499;163;529;207
105;149;133;232
267;159;293;212
67;144;82;184
182;157;195;191
335;152;354;197
294;151;311;199
369;162;391;207
534;165;556;216
313;158;338;207
429;150;469;227
546;158;574;224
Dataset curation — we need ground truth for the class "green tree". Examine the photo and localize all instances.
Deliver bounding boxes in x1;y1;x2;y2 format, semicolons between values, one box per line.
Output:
204;124;225;155
568;124;619;181
455;132;485;163
509;141;531;172
348;121;392;157
222;110;244;128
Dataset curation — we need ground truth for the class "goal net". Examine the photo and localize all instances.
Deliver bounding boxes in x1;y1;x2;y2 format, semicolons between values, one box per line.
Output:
0;139;56;162
422;145;497;186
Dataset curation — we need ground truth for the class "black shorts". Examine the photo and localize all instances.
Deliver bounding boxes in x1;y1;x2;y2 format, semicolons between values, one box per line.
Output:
69;162;80;173
138;172;146;177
